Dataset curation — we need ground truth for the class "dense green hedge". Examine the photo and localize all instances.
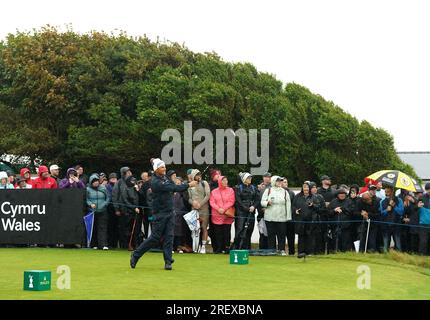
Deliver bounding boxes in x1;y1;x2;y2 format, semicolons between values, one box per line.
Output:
0;26;416;185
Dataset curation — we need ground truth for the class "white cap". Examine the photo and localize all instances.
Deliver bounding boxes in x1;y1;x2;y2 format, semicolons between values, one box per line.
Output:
152;158;166;172
50;165;60;171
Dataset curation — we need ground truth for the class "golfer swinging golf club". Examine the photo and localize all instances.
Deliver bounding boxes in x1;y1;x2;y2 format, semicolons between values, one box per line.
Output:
130;158;198;270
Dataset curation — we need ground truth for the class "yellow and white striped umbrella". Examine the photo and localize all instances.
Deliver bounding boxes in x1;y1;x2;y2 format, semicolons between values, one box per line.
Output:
367;170;423;193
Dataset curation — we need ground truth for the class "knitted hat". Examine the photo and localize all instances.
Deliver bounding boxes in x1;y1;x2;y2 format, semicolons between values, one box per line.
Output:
152;158;165;172
239;172;252;184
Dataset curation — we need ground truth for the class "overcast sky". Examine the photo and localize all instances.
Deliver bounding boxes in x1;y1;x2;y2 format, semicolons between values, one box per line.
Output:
1;0;429;151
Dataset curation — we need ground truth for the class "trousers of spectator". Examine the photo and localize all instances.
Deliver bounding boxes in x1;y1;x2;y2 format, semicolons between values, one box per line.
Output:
382;225;402;252
339;228;353;252
211;224;231;253
326;224;352;253
314;228;325;254
286;221;295;255
265;221;287;252
315;214;329;254
297;227;316;255
401;227;419;254
107;204;119;248
118;213;134;249
419;226;430;255
133;214;175;264
232;213;255;250
92;210;108;248
358;222;377;252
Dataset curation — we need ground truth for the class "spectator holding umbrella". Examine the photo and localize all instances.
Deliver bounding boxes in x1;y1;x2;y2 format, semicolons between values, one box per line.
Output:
86;174;110;250
59;168;86;189
375;181;386;200
380;186;404;252
33;165;58;189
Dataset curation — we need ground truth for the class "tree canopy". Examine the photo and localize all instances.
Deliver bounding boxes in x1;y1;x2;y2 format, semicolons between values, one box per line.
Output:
0;26;417;185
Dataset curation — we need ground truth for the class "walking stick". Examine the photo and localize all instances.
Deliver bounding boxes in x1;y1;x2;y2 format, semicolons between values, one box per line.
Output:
364;219;371;254
128;217;137;251
239;213;252;250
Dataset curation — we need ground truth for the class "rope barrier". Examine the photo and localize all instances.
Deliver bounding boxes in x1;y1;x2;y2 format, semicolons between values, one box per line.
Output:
105;201;430;229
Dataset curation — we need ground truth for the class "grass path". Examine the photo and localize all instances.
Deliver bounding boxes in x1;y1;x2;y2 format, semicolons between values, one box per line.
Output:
1;248;429;300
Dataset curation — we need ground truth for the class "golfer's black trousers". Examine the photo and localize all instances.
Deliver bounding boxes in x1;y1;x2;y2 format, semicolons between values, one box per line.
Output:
133;213;175;264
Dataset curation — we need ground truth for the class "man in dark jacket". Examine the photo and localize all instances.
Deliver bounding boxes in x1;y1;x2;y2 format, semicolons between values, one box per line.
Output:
380;186;404;252
356;190;381;253
402;192;420;254
328;189;353;252
112;167;140;250
310;182;326;254
130;159;198;270
232;172;260;250
317;175;335;254
49;165;61;185
293;182;321;255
